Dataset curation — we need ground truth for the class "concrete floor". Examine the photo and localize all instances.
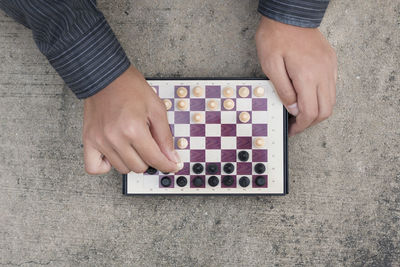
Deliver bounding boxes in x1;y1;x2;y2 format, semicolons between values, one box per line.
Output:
0;0;399;266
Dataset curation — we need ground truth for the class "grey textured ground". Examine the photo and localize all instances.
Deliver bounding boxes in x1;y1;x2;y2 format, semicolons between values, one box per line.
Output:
0;0;399;266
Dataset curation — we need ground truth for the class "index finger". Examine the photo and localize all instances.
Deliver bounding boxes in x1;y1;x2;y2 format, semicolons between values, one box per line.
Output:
289;79;318;136
131;126;181;173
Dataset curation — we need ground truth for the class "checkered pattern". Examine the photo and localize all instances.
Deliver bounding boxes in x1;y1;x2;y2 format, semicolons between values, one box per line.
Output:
144;83;269;189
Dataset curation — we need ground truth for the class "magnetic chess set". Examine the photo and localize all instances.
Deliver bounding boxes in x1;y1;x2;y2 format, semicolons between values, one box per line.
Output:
123;79;288;195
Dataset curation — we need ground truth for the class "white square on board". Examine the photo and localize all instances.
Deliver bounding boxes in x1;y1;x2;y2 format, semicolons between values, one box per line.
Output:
252;111;268;123
237;124;252;136
236;98;252;111
206;150;221;162
158;87;174;98
205;124;221;136
221;111;236;124
174;124;190;136
167;111;174;124
177;149;190;162
221;137;236;149
190;137;205;149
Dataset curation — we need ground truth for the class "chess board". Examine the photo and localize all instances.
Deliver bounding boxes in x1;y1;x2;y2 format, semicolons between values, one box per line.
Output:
123;79;288;195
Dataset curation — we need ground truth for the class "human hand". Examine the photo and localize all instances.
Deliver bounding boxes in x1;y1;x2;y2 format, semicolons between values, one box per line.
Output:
83;66;182;174
255;16;337;136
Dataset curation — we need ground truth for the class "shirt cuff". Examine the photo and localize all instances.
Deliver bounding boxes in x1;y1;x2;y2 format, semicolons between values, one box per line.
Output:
46;17;130;99
258;0;330;28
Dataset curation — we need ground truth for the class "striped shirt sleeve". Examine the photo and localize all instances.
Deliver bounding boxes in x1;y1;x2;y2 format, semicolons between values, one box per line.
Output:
258;0;330;28
0;0;131;99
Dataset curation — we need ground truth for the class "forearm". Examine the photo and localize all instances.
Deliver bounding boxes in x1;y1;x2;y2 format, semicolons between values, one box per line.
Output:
0;0;130;99
258;0;330;28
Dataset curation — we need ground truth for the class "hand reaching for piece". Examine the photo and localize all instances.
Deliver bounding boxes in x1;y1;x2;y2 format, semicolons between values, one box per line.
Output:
255;16;337;136
83;66;182;175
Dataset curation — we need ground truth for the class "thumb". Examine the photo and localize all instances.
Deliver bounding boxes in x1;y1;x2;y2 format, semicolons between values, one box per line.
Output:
84;143;112;175
148;105;181;164
264;57;299;116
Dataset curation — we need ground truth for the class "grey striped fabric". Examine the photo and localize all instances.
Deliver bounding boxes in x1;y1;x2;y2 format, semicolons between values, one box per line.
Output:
0;0;130;99
258;0;330;27
0;0;329;99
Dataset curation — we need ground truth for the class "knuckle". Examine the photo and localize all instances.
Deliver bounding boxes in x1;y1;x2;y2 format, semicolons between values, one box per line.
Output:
319;108;333;121
122;123;140;139
303;106;318;121
85;164;100;175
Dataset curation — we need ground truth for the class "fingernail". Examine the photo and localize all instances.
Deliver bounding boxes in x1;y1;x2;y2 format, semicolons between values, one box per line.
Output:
287;103;299;116
176;162;184;171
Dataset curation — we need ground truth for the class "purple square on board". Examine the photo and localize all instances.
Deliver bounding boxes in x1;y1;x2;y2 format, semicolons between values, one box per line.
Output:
206;86;221;98
236;85;252;98
252;98;268;111
221;175;236;188
236;111;252;124
190;175;206;188
169;124;174;136
175;112;190;124
253;150;268;162
174;137;190;149
237;162;252;175
190;124;205;136
206;137;221;149
221;150;236;162
190;150;205;162
206;111;221;124
176;162;190;175
206;162;221;175
159;175;174;188
190;99;205;111
221;124;236;136
174;85;190;98
252;175;268;188
252;124;268;136
237;137;252;149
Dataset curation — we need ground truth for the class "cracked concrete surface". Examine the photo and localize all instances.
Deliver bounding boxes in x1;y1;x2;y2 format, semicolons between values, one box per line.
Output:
0;0;399;266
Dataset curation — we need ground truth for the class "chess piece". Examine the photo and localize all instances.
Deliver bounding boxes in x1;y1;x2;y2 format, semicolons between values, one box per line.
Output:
254;137;265;148
207;163;218;174
163;99;172;110
193;176;204;187
177;138;188;149
238;86;249;97
193;112;203;123
222;175;234;186
193;86;203;97
176;87;188;97
223;87;234;97
208;176;219;187
223;99;234;110
207;100;218;110
223;163;234;174
176;176;187;187
253;86;264;97
238;151;249;162
177;100;187;110
254;163;266;174
255;176;266;186
239;176;250;187
192;163;204;174
239;111;250;123
160;177;172;187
